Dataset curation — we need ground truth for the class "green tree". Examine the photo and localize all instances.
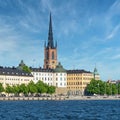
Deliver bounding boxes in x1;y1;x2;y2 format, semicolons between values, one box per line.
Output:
118;83;120;94
47;86;56;94
86;79;100;95
0;83;4;93
36;80;47;94
27;81;37;94
5;84;14;95
111;84;117;95
19;84;29;95
22;66;31;73
12;85;20;96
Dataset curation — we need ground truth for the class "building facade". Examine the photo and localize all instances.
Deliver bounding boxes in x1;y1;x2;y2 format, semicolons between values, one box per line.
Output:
53;62;67;95
44;13;57;69
0;67;33;88
67;70;94;95
31;62;67;95
31;68;54;85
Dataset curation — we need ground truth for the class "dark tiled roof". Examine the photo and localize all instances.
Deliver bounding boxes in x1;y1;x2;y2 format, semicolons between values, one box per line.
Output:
0;67;33;77
30;67;53;72
67;69;92;74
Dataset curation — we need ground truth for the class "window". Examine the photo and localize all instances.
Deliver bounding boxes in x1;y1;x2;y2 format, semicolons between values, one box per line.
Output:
46;51;49;59
52;51;54;60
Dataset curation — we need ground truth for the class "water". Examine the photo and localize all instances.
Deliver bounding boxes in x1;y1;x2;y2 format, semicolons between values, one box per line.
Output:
0;100;120;120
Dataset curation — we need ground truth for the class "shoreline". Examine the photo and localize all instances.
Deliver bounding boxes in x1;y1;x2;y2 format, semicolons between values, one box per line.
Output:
0;96;120;101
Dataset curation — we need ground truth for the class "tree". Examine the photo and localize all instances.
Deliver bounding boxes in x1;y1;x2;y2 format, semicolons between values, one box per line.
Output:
47;86;56;94
27;81;37;95
19;84;29;95
36;80;47;94
118;83;120;94
0;83;4;93
22;66;31;73
5;84;14;95
86;79;100;95
12;85;20;96
111;84;117;95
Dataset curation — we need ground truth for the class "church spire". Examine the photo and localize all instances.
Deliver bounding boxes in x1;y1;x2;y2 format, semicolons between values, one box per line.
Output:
47;13;54;48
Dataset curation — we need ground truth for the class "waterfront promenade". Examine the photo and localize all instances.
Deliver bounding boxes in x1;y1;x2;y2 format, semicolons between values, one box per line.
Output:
0;95;120;101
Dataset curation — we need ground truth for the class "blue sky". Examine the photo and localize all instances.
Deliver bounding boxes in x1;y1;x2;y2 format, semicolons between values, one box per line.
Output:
0;0;120;80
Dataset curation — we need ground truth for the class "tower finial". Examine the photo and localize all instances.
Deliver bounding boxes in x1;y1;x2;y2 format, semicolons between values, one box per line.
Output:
47;12;54;48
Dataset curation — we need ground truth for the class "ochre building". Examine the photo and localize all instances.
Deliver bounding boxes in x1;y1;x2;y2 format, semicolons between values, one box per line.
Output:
67;70;95;95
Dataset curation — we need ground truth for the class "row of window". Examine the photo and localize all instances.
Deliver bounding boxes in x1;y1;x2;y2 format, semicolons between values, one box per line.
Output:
1;72;29;76
67;82;89;85
56;83;66;86
35;77;66;81
56;78;66;81
0;78;30;81
67;87;82;89
67;77;92;80
33;73;53;76
68;74;93;76
67;82;82;85
33;73;66;76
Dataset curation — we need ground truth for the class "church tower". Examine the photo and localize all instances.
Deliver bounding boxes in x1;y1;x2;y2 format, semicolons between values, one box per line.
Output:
44;13;57;69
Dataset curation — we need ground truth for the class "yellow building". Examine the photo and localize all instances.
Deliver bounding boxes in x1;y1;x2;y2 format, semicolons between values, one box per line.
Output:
67;70;94;95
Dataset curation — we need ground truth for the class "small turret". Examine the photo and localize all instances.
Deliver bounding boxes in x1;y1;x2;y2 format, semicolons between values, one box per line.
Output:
93;67;100;80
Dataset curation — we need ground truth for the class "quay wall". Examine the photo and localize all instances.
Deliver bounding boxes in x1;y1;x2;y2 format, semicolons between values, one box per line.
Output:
0;96;120;101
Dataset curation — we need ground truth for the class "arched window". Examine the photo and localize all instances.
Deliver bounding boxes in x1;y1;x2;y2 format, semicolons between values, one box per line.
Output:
46;51;49;59
52;51;54;59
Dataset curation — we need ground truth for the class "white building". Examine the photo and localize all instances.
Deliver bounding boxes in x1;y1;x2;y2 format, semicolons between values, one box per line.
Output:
31;68;54;86
31;62;67;95
53;63;67;87
0;67;33;88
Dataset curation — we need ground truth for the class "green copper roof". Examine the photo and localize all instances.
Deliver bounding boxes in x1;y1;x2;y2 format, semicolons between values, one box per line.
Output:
93;67;99;75
54;62;66;73
17;60;26;70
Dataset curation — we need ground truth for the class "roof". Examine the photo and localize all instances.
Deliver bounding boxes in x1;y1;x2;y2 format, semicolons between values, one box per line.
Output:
53;62;66;73
17;60;26;70
93;67;99;75
31;67;53;72
0;67;33;77
67;69;92;74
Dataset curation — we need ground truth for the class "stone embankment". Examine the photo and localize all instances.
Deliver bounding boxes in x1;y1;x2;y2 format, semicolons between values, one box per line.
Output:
0;97;66;101
66;95;120;100
0;96;120;101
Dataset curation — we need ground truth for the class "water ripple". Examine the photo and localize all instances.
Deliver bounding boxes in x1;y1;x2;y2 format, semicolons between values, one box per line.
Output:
0;100;119;120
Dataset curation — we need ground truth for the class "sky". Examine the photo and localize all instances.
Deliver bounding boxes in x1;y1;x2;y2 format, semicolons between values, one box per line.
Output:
0;0;120;80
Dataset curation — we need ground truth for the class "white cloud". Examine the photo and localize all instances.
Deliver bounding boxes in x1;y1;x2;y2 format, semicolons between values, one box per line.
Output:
106;24;120;40
111;54;120;60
